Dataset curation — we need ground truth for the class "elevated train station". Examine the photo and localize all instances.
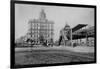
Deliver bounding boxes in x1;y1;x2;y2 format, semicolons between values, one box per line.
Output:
59;24;94;47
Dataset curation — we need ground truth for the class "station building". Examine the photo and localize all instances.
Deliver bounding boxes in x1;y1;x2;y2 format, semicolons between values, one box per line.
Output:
59;24;94;47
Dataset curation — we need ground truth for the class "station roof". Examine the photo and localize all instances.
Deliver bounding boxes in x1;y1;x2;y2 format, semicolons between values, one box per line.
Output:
72;26;94;39
72;24;87;32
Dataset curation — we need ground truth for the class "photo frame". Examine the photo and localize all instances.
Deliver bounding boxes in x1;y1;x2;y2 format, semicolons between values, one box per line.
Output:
11;0;96;68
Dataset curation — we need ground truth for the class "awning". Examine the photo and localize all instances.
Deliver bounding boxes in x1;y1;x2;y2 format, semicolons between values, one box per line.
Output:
72;24;87;32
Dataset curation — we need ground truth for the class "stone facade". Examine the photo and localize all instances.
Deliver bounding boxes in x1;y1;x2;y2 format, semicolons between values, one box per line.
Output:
27;9;54;45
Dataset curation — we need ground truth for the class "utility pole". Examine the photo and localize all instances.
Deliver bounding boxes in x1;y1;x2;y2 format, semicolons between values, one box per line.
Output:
31;21;33;51
70;28;73;47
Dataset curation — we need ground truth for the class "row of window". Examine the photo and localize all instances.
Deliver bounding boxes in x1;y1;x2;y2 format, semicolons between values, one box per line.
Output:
31;24;53;27
31;26;53;29
31;35;53;39
29;28;53;31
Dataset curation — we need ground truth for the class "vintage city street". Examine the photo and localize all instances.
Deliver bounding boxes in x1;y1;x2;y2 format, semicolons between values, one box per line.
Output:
14;3;95;67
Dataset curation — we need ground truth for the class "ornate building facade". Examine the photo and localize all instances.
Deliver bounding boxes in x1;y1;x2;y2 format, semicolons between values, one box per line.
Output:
27;9;54;45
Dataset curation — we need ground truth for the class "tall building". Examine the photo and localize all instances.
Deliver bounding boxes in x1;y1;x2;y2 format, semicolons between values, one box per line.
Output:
27;9;54;45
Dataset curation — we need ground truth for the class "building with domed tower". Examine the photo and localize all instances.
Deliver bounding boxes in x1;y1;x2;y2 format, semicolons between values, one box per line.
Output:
27;9;54;45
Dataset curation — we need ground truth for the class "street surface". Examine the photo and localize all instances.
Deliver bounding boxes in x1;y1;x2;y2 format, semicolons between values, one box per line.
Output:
15;46;94;65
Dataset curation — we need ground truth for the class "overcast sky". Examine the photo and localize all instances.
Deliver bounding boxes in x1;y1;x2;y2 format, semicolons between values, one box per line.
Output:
15;4;94;41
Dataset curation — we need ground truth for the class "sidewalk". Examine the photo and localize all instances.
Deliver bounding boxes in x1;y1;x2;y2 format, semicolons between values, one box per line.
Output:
15;46;94;53
52;46;94;53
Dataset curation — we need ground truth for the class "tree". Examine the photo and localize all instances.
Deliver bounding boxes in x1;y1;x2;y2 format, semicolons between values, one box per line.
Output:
39;35;44;44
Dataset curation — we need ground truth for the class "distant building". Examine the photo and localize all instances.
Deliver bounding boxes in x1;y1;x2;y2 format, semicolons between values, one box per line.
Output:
27;9;54;45
59;23;71;46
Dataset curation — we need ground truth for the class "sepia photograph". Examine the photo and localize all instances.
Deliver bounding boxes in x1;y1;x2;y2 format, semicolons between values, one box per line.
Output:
11;0;96;68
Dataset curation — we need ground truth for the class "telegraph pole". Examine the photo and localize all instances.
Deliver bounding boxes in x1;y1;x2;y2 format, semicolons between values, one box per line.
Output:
71;28;73;47
31;21;33;51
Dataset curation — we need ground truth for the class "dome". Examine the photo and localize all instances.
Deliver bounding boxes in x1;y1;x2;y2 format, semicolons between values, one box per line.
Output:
39;9;46;20
64;23;70;30
65;23;70;27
